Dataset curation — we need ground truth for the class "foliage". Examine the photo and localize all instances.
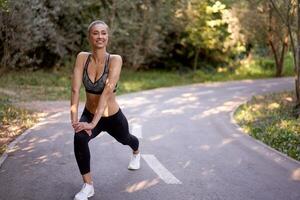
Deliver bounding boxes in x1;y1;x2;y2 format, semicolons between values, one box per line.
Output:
234;91;300;161
0;0;248;72
183;0;246;70
0;0;293;76
233;0;296;77
0;0;187;71
0;0;82;70
0;94;38;154
0;0;8;10
237;1;292;54
186;1;228;51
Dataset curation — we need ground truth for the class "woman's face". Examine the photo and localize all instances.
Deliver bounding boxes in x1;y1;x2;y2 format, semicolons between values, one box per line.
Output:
89;24;109;49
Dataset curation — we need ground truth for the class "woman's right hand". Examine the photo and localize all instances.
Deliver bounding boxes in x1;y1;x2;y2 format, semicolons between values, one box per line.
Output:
72;122;93;136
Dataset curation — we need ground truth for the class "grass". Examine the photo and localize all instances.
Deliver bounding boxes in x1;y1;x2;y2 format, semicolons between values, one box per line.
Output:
0;53;295;156
234;91;300;161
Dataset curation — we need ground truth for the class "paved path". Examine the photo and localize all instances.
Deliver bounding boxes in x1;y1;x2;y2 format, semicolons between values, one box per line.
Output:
0;77;299;200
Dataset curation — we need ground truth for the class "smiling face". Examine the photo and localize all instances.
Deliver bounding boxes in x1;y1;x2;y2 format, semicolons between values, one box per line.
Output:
88;23;109;49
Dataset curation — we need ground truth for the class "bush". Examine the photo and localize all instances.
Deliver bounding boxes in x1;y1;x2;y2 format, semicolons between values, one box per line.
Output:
256;58;275;70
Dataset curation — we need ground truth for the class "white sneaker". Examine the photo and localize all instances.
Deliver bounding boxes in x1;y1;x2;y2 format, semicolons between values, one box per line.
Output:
128;153;141;170
74;183;95;200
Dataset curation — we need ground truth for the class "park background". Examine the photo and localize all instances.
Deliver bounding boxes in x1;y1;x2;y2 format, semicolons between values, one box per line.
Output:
0;0;299;162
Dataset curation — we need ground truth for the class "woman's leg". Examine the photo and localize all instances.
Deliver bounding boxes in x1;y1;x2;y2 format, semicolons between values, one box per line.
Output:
74;130;93;182
74;108;107;199
105;109;139;152
104;109;140;169
73;130;95;199
74;108;103;183
82;173;93;184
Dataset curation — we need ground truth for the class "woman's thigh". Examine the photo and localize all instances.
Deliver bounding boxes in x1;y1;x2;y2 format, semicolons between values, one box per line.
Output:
104;110;131;140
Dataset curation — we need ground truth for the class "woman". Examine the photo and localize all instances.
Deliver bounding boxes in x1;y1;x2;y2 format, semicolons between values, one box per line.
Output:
70;20;140;200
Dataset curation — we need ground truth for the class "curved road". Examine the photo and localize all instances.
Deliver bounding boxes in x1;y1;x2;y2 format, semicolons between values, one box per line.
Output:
0;77;299;200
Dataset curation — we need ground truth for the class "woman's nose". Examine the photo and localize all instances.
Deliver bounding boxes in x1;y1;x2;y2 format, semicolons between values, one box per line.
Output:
99;33;105;38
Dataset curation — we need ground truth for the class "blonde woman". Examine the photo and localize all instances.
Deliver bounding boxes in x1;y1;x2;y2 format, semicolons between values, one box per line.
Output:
70;20;140;200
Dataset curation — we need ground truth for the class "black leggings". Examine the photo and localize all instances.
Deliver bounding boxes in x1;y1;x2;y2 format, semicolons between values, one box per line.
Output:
74;107;139;175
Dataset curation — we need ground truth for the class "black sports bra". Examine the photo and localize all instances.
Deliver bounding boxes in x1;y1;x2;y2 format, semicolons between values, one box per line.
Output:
82;53;117;95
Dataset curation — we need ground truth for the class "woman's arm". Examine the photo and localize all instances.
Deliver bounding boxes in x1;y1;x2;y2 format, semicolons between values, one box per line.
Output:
90;55;122;126
70;52;85;126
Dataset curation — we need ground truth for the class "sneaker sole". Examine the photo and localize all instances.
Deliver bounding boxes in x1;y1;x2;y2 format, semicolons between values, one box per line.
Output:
88;191;95;198
128;166;140;170
74;191;94;200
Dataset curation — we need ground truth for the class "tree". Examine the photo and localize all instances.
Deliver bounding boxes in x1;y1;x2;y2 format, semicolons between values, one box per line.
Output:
268;0;300;113
0;0;186;71
296;0;300;111
237;0;291;77
268;1;291;77
0;0;80;70
185;0;231;71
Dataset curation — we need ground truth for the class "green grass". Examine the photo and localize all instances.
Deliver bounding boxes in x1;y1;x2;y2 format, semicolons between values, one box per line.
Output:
234;91;300;161
283;52;295;76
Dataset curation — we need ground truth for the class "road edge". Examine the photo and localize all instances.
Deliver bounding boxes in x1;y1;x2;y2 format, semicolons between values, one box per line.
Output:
0;112;59;168
229;92;300;167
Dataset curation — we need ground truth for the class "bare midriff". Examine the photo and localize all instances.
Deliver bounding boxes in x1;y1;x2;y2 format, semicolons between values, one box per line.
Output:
85;92;119;117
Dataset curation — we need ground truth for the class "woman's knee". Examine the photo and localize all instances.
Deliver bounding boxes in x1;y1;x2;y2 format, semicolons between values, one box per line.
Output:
118;134;139;148
74;131;90;145
117;135;130;145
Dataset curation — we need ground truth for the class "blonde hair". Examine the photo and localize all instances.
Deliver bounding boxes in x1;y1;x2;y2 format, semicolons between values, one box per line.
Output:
87;20;109;35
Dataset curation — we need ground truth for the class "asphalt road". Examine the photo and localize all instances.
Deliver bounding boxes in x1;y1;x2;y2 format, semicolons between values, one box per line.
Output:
0;77;299;200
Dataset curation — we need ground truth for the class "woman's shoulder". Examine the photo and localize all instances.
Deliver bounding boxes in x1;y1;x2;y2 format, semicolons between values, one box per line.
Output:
108;54;122;72
77;51;91;59
109;54;122;63
74;52;91;67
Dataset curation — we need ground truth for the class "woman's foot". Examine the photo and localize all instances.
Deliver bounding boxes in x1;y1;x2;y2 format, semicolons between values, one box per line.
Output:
128;152;141;170
74;182;94;200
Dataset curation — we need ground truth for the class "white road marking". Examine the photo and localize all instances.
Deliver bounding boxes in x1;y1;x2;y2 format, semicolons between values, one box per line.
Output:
131;123;143;139
142;154;182;184
226;86;247;90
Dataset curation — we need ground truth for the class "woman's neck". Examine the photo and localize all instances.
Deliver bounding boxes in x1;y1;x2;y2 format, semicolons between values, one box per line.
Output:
91;48;107;64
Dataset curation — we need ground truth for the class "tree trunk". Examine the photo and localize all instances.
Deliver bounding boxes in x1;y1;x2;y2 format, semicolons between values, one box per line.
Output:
295;0;300;116
296;0;300;103
287;19;297;73
193;47;200;72
276;36;288;77
267;3;287;78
